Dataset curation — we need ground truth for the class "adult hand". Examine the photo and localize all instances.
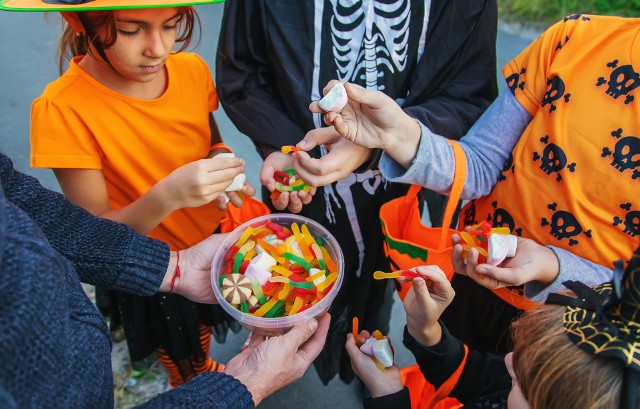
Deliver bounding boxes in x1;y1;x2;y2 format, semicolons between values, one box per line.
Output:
293;126;374;187
452;235;560;290
158;157;245;211
161;233;228;304
309;81;421;169
260;151;316;213
224;314;331;406
400;266;455;347
345;331;403;398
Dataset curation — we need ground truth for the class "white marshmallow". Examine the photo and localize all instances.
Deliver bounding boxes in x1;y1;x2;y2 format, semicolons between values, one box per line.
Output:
359;337;376;356
503;234;518;257
213;152;246;203
372;338;394;368
309;267;326;286
243;264;272;286
487;234;509;265
250;251;277;271
319;83;348;112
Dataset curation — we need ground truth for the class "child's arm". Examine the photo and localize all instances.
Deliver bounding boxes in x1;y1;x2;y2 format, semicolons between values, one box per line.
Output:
54;155;245;235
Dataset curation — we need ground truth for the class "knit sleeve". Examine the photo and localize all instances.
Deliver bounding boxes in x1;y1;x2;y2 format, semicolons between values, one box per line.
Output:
0;154;168;295
136;372;255;408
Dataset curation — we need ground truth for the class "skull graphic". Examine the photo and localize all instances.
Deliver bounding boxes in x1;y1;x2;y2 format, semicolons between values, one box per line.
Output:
611;136;640;174
542;210;583;245
597;63;640;104
541;76;566;112
463;202;477;227
614;210;640;237
489;207;515;232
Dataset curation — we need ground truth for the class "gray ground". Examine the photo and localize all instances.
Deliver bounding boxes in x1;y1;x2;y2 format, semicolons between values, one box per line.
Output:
0;5;537;408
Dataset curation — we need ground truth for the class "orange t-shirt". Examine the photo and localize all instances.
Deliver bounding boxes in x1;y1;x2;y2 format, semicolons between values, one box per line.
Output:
30;52;223;250
462;15;640;268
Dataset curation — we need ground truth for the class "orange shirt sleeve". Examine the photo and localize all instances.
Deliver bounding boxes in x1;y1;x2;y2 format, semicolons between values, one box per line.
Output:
30;95;102;169
501;17;585;116
189;53;219;113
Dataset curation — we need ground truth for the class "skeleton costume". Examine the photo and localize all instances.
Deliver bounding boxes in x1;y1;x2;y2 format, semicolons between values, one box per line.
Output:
216;0;498;383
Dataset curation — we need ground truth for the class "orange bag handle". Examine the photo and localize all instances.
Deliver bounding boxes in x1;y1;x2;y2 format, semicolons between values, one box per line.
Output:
438;141;466;248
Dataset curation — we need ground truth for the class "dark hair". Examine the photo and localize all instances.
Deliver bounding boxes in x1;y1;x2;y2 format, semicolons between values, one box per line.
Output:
511;304;628;409
56;7;200;74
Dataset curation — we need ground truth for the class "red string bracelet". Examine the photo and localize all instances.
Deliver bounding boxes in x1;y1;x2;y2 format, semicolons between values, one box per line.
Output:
170;250;181;293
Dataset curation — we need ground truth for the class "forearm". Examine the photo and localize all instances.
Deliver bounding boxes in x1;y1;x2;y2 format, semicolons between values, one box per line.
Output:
98;184;174;235
137;372;254;409
380;91;531;199
524;247;614;302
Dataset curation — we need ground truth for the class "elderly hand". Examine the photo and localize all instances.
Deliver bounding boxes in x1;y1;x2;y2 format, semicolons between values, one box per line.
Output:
260;151;316;213
345;331;403;398
452;235;559;290
400;266;455;347
224;314;331;406
161;233;228;304
293;126;374;187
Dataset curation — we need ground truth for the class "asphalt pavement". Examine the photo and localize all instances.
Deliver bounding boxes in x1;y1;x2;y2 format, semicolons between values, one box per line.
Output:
0;5;537;408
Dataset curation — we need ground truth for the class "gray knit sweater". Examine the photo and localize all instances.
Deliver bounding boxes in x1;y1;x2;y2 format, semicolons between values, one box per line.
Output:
0;153;254;408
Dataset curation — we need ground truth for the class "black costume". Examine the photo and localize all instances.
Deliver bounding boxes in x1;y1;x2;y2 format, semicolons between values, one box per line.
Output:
216;0;498;383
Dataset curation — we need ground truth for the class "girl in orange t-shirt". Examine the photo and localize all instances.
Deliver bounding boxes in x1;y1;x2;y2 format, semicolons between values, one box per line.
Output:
29;2;255;388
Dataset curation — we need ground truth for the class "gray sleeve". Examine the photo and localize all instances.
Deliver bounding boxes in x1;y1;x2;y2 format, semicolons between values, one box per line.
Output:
379;90;532;199
524;246;614;302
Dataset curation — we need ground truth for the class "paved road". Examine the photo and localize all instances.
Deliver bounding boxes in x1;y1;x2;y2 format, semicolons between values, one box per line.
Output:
0;5;537;408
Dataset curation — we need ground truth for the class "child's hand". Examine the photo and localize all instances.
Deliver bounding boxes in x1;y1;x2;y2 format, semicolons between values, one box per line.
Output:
260;152;316;213
215;181;257;210
345;331;403;398
160;157;244;210
401;266;455;347
454;237;560;290
293;126;374;187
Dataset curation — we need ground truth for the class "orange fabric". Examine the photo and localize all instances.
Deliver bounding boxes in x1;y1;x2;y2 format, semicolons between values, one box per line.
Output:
462;15;639;280
399;364;463;409
219;197;271;233
30;52;222;250
380;140;466;300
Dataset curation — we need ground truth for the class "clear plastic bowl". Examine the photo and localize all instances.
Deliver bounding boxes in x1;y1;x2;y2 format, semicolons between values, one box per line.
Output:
211;213;344;336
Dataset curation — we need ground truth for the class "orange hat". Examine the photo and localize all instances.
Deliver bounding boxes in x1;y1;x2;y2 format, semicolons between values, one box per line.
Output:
0;0;222;12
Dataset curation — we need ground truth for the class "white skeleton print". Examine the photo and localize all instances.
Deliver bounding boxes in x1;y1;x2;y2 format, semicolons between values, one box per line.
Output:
329;0;411;89
312;0;428;276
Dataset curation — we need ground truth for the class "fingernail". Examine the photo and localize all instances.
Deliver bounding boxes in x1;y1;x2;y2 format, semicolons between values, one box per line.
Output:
478;267;487;274
298;140;307;148
308;318;318;331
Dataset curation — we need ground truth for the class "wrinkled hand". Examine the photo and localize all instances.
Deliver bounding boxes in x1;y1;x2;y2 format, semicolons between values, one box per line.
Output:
345;331;402;398
452;235;559;290
292;126;374;187
224;314;331;406
159;157;245;211
400;266;455;347
309;81;415;151
260;151;316;213
171;233;228;304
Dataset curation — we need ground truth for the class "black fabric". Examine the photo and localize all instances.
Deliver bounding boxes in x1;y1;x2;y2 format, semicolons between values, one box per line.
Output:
364;387;411;409
440;275;521;354
217;0;498;384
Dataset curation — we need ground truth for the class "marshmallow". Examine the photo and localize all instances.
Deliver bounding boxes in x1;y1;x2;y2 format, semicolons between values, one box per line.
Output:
359;337;376;356
214;152;246;203
487;234;509;265
243;264;272;286
503;234;518;257
319;83;348;112
250;251;277;270
372;338;394;368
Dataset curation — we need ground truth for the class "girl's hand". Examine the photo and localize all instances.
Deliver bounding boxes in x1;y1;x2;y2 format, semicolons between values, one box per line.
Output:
401;266;455;347
260;151;316;214
159;157;244;211
215;181;258;210
345;331;403;398
452;236;560;290
293;126;374;187
309;82;421;170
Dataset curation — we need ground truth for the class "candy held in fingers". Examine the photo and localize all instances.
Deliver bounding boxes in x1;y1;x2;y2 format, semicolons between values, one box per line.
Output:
487;234;509;265
318;83;348;112
372;338;394;368
373;270;421;280
221;274;253;304
281;145;300;154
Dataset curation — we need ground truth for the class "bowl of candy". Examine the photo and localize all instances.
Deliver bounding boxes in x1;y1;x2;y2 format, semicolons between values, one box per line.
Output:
211;213;344;336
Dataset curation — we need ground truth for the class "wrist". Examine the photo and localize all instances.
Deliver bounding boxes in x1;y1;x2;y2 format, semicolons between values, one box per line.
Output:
408;322;442;347
540;246;561;286
383;116;421;168
370;380;404;398
160;251;183;294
